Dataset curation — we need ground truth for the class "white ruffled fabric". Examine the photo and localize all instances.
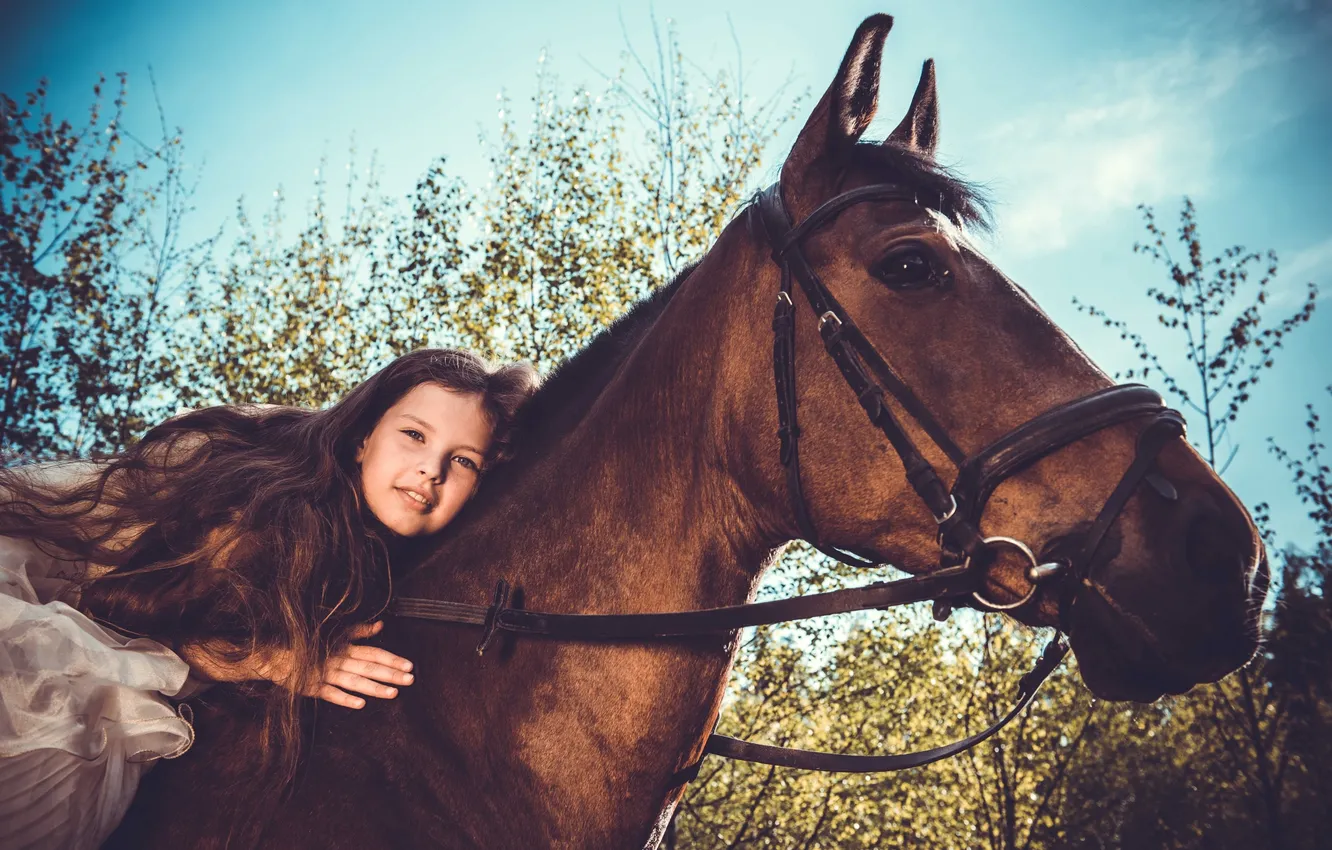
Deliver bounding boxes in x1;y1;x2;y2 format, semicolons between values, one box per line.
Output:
0;533;195;850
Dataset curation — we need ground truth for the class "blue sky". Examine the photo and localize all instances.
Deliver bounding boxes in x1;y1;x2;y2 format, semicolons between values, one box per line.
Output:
3;0;1330;549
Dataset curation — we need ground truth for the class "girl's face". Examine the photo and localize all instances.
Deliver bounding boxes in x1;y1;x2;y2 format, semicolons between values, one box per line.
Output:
355;383;494;537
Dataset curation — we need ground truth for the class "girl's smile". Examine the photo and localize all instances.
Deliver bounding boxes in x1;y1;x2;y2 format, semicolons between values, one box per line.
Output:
397;486;434;511
355;383;494;536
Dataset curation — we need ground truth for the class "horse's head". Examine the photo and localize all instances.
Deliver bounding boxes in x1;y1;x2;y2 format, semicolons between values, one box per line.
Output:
734;14;1265;702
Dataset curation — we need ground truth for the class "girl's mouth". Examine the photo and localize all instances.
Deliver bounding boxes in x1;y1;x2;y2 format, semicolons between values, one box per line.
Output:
396;488;433;513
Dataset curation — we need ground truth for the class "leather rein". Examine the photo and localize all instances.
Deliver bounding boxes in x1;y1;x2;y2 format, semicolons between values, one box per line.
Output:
390;180;1187;778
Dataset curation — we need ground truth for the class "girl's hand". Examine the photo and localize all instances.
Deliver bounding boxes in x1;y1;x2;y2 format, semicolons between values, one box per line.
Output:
178;622;414;709
299;621;415;709
248;621;415;709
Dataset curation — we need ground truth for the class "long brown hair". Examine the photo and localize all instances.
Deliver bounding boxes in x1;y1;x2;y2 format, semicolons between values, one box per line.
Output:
0;348;537;785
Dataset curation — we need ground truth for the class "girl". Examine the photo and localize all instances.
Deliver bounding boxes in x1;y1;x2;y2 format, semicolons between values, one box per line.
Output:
0;348;537;849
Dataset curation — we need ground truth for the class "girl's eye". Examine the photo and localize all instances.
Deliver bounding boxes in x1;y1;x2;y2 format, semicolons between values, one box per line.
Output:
872;248;941;291
402;429;425;442
454;456;480;472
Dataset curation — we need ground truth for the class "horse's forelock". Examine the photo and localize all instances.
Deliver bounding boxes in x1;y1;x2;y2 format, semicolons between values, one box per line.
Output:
848;142;993;231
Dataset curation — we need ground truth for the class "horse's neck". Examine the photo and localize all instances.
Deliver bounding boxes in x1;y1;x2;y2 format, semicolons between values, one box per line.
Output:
415;244;774;611
396;238;779;847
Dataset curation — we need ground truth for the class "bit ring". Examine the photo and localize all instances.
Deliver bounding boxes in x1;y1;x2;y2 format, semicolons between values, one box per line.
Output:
965;536;1064;611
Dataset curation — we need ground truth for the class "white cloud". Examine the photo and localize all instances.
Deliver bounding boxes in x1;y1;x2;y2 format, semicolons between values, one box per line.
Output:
1281;236;1332;302
1285;236;1332;280
979;38;1291;257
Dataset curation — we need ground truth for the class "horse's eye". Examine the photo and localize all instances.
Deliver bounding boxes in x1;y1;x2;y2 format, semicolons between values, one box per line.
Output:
872;248;939;291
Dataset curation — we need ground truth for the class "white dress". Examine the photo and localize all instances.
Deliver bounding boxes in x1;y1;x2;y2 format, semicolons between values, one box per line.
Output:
0;466;195;850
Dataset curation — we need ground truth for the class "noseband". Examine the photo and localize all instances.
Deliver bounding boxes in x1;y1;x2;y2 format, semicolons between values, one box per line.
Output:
390;180;1187;779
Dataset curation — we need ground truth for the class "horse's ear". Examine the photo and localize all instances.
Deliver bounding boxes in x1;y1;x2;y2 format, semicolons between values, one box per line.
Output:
886;59;939;158
781;14;894;193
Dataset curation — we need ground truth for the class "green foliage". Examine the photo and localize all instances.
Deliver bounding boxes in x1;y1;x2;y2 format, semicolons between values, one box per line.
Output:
2;23;791;428
611;17;800;275
1270;391;1332;541
1261;390;1332;849
175;151;404;409
0;73;213;459
167;25;794;403
464;69;653;370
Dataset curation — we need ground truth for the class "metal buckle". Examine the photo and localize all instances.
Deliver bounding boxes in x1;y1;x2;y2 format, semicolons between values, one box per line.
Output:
934;495;958;525
964;536;1065;611
776;291;793;307
476;579;512;655
818;311;842;333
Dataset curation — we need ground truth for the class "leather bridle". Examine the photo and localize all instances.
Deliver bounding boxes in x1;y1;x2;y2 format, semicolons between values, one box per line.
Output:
757;182;1186;617
390;180;1188;779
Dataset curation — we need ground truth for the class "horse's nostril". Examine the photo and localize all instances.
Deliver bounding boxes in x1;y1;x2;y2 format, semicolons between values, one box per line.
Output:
1183;508;1243;584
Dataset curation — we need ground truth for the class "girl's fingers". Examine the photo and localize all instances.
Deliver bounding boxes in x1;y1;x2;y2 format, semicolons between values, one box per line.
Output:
324;667;401;700
316;683;366;710
331;655;415;686
344;644;414;673
292;623;410;708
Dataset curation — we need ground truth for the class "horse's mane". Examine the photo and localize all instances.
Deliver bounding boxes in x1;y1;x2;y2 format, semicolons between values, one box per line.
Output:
396;263;700;576
506;260;699;458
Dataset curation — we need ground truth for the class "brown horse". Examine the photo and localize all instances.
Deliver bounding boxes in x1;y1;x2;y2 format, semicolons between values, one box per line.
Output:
109;13;1266;849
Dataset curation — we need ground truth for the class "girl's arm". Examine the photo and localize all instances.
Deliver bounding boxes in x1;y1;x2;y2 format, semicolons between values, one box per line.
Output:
177;622;414;709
